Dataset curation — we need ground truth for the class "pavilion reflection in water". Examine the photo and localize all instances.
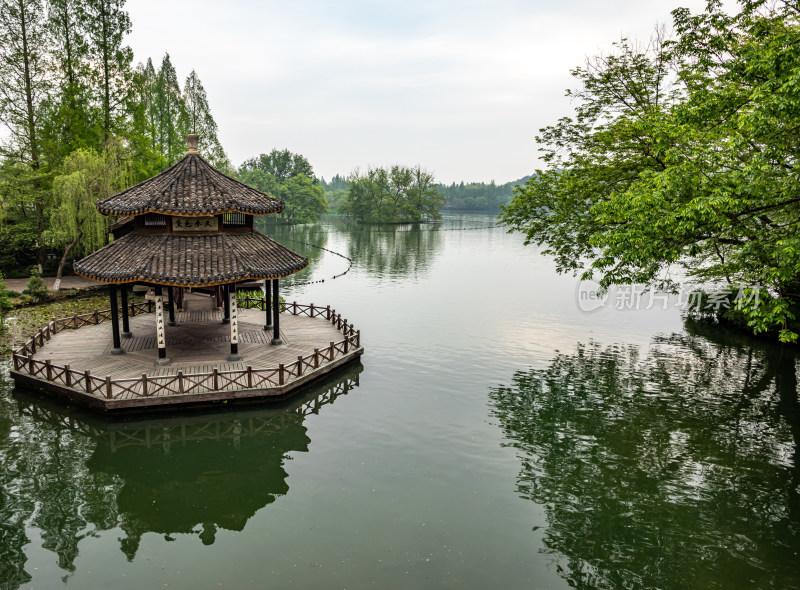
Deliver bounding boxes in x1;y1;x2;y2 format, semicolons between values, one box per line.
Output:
3;362;361;581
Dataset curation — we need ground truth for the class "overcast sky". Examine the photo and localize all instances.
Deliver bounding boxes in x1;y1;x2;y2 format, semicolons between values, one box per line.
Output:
126;0;716;184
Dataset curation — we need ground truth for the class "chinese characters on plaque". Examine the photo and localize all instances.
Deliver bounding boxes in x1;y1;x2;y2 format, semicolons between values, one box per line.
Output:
229;291;238;344
155;295;166;348
172;216;219;232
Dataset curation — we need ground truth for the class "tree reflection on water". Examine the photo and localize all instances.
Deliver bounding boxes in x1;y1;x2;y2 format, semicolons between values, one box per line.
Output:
259;216;452;284
490;321;800;590
0;364;362;588
345;223;444;279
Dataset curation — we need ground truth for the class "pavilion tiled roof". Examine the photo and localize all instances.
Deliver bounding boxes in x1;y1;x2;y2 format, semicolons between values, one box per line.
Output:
73;232;308;286
96;154;284;217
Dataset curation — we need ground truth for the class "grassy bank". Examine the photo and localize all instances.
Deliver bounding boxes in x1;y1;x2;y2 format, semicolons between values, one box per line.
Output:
1;293;144;356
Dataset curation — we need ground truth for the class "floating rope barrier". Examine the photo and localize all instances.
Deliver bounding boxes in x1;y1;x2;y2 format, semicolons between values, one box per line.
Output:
269;221;503;240
272;220;501;287
278;236;353;287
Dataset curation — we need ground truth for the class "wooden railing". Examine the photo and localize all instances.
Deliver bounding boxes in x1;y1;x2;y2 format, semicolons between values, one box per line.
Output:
12;300;154;358
11;298;361;402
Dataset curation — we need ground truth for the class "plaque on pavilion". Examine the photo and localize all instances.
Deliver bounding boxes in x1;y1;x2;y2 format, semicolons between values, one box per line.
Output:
172;216;219;232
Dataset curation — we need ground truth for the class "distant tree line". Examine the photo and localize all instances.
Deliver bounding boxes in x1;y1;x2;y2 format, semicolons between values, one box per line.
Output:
0;0;227;284
320;174;348;211
321;174;531;214
438;176;531;211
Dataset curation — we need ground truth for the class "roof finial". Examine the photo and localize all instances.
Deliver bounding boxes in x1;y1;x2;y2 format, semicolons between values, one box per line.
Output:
186;134;200;155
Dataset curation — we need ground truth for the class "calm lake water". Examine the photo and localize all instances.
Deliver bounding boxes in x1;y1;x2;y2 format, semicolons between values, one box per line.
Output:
1;213;798;589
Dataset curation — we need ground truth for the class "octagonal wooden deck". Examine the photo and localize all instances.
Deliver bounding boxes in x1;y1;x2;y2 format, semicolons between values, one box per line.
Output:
9;293;363;412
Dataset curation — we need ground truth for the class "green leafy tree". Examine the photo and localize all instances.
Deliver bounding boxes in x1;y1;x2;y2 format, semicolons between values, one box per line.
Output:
340;167;388;222
42;0;97;163
22;265;48;300
181;70;229;169
153;53;186;164
500;1;800;342
281;174;327;224
0;159;45;274
320;174;348;210
47;141;130;290
409;166;445;220
241;149;315;182
342;165;444;222
237;167;280;196
239;150;327;224
85;0;133;141
0;0;51;267
0;271;12;328
126;57;166;181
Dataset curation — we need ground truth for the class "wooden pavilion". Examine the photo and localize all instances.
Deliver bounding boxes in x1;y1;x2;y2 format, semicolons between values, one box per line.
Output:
73;134;307;366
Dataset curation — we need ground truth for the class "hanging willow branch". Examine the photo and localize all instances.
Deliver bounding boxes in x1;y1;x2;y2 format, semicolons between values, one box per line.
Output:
47;139;131;290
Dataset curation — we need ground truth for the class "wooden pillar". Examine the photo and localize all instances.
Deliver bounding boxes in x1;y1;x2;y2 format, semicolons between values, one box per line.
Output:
271;278;282;345
167;286;177;326
109;285;124;355
155;285;169;365
264;279;273;330
120;285;132;338
227;283;242;361
222;284;230;324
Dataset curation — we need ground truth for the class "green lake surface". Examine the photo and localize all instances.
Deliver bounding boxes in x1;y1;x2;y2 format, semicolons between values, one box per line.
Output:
1;213;798;589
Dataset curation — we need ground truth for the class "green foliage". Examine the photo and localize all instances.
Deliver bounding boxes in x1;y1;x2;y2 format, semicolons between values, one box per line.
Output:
0;0;229;276
48;141;130;257
0;159;46;274
181;70;229;170
153;53;186;165
0;271;12;327
0;0;49;166
324;174;528;213
281;174;327;224
236;288;285;308
0;221;38;275
320;174;348;211
126;57;167;180
440;177;530;211
341;165;445;223
239;150;327;224
85;0;133;140
501;1;800;342
22;266;48;301
41;0;101;164
241;149;315;181
321;174;348;192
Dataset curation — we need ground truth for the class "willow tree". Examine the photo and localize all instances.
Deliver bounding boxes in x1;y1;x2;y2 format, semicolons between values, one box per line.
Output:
48;142;130;290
